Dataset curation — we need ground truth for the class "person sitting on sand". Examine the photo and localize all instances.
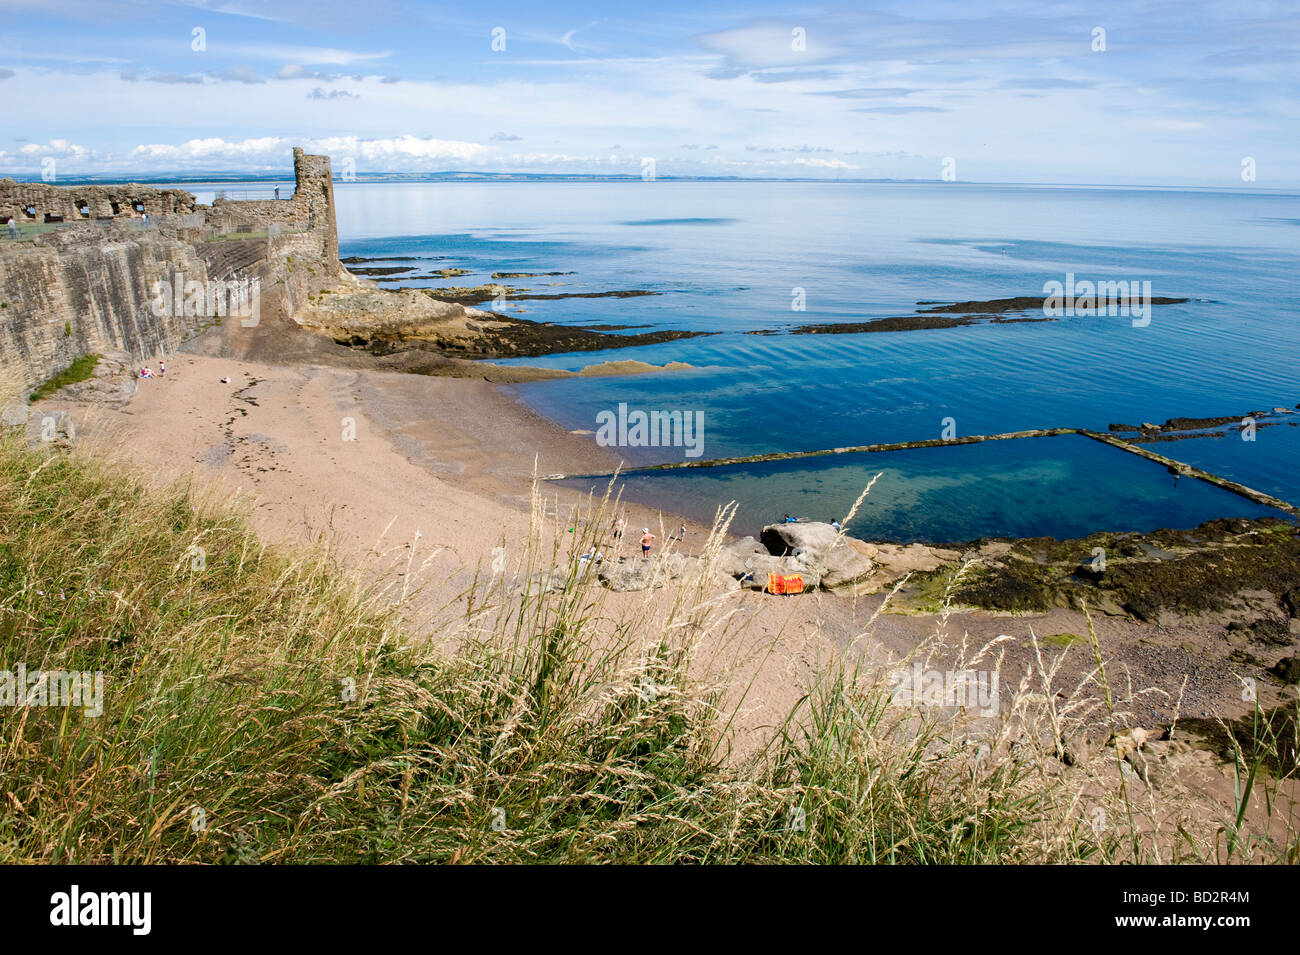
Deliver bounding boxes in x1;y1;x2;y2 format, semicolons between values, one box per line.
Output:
139;367;153;379
220;376;231;384
639;529;656;557
829;518;841;530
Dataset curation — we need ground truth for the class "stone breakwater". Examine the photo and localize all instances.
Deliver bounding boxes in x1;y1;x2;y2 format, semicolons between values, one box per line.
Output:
548;418;1300;519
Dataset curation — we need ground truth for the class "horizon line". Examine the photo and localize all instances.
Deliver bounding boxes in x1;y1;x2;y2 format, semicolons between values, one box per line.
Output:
3;171;1295;194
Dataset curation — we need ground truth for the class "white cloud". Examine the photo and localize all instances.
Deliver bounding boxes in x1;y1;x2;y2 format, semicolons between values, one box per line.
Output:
121;134;486;169
222;44;390;65
128;136;288;162
790;157;860;169
18;139;89;160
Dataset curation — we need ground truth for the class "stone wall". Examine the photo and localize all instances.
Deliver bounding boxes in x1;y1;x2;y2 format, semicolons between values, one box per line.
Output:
0;181;197;224
0;148;344;392
0;229;217;382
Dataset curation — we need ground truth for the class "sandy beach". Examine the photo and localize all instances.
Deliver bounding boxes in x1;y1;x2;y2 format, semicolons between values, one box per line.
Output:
52;352;846;746
34;347;1288;757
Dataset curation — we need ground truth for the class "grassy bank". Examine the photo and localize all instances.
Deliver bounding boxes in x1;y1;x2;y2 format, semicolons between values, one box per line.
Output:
0;429;1293;863
27;354;99;403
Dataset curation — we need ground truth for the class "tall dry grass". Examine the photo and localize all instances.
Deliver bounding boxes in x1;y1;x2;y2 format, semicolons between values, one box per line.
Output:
0;413;1295;863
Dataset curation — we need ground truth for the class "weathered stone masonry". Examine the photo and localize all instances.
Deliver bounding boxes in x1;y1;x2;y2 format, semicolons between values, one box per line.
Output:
0;147;343;391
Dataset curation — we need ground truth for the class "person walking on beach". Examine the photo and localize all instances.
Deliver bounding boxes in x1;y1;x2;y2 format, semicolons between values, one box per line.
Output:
6;217;15;239
639;528;656;557
274;186;281;200
159;360;166;378
141;212;149;228
612;516;626;540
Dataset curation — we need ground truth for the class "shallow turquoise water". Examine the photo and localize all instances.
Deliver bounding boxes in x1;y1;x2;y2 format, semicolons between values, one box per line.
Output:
557;434;1283;544
330;180;1300;540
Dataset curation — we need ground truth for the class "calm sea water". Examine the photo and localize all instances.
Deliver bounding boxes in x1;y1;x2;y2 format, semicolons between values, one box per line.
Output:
327;180;1300;542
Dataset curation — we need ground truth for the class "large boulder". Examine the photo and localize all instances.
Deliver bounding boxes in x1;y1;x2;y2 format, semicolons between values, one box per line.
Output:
598;553;689;592
677;556;742;593
760;522;875;590
738;554;820;592
819;537;880;590
716;536;770;578
1;402;28;428
760;522;840;560
28;409;76;448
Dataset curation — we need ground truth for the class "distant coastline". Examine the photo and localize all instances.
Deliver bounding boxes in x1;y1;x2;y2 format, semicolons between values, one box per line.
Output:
11;171;1298;193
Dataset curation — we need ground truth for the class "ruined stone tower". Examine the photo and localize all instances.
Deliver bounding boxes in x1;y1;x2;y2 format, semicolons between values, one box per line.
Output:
0;148;346;390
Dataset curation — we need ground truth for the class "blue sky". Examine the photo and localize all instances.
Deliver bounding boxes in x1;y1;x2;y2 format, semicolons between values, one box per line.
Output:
0;0;1296;185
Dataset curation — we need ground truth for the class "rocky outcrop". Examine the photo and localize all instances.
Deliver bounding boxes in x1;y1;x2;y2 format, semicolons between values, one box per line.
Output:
296;286;495;350
760;522;878;589
598;553;690;592
54;349;138;407
24;408;77;448
901;517;1300;625
595;553;738;593
841;542;961;593
715;536;768;579
707;521;959;595
298;284;705;361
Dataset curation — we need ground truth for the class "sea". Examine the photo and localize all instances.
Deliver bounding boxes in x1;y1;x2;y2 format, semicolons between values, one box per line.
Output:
230;178;1300;543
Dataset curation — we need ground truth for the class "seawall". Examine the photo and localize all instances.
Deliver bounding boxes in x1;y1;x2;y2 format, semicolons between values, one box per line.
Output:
0;148;343;391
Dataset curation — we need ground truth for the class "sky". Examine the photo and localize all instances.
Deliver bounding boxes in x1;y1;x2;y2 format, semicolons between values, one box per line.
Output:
0;0;1296;186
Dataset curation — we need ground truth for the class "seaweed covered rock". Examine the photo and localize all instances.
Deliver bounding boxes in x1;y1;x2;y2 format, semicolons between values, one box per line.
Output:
1271;656;1300;684
950;563;1058;612
1283;588;1300;617
930;518;1300;621
1226;617;1292;647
